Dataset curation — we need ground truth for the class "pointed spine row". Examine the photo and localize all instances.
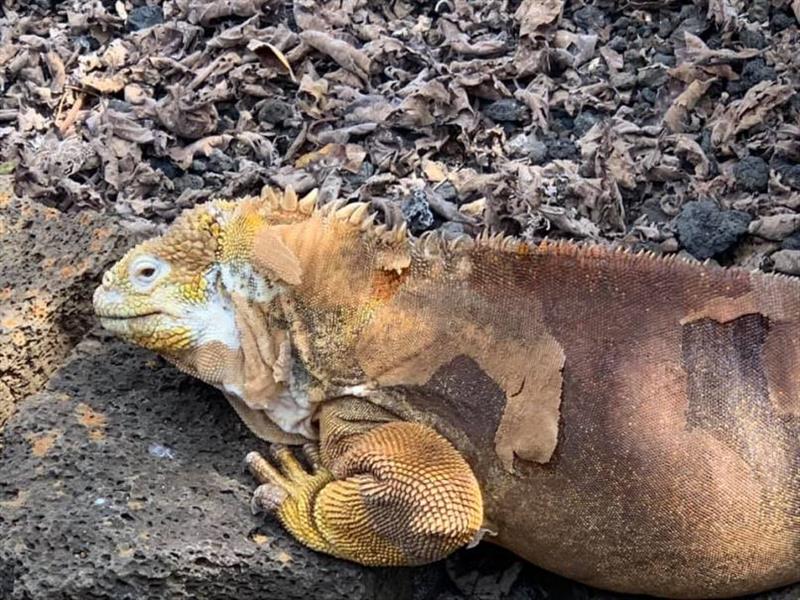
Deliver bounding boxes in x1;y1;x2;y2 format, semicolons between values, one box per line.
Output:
250;186;795;285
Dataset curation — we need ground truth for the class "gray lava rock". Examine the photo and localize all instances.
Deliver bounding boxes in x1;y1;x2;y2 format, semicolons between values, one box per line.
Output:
546;139;578;161
735;156;770;193
483;99;528;123
126;6;164;31
0;338;383;600
773;160;800;190
507;134;548;163
572;6;606;30
257;99;294;125
781;231;800;250
402;190;436;234
674;200;751;260
771;249;800;275
207;149;236;174
573;112;601;138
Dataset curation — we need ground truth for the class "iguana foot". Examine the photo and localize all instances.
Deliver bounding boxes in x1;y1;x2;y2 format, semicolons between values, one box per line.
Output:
243;416;484;566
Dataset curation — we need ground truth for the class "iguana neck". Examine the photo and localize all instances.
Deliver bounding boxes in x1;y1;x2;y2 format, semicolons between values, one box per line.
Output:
270;211;412;389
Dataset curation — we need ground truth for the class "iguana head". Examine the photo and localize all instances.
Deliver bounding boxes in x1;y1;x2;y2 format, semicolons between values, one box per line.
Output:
93;188;328;441
93;200;236;355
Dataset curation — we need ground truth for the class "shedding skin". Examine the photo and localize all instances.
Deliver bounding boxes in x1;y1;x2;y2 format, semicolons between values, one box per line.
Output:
94;186;800;599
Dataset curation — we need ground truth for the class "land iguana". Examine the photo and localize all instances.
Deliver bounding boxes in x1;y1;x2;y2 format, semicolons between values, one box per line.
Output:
93;186;800;599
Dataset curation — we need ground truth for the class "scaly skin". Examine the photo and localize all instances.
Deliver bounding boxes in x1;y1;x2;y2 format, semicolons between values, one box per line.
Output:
95;186;800;598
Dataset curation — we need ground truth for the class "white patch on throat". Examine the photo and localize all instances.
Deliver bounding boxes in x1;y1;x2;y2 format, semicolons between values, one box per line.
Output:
190;298;240;349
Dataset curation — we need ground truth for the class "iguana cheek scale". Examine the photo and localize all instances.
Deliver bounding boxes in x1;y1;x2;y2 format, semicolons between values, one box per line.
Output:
94;186;800;599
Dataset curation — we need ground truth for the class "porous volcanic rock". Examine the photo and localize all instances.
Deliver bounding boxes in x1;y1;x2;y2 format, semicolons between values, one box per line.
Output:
0;177;138;427
0;337;387;600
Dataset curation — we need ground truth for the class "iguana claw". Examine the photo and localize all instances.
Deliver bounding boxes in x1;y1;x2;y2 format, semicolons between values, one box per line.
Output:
245;446;334;518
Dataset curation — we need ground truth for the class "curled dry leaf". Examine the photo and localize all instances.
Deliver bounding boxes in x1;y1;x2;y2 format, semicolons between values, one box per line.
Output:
167;134;233;169
247;39;296;81
515;0;564;37
710;81;794;150
299;31;372;80
664;78;716;133
81;73;126;93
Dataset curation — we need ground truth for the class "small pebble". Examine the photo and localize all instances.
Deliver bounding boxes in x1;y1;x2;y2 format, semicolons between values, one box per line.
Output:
257;99;294;125
483;99;528;123
771;249;800;275
402;190;435;234
148;443;176;460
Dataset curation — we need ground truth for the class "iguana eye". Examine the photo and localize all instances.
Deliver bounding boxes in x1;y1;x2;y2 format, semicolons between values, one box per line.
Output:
130;256;166;289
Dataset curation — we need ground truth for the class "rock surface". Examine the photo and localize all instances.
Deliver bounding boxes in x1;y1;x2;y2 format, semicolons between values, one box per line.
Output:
0;337;382;600
0;176;138;427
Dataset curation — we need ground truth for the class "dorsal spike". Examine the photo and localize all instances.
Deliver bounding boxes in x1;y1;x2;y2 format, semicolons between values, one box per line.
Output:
360;212;378;231
261;186;281;209
348;202;370;224
281;186;298;211
298;189;318;214
335;202;367;221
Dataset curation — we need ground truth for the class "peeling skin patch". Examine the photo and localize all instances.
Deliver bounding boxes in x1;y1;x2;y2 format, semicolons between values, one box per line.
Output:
25;430;61;457
75;403;107;442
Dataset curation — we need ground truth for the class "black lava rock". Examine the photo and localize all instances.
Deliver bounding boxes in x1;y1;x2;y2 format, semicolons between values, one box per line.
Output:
573;111;601;137
126;6;164;31
781;231;800;251
402;190;436;234
675;200;752;260
773;159;800;190
728;58;777;95
546;138;579;161
148;157;182;179
257;99;294;125
734;156;770;193
207;149;236;173
770;10;795;32
573;5;606;30
483;99;528;123
738;29;767;49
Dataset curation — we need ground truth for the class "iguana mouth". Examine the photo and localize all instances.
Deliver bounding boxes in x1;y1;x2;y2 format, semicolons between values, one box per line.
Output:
98;311;161;320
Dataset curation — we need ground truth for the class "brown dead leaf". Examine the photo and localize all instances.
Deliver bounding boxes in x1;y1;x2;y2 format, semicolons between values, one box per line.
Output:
515;0;564;37
81;73;126;93
707;0;739;28
294;143;366;173
247;39;296;81
664;78;716;133
168;134;233;169
300;31;372;80
710;81;794;149
180;0;272;26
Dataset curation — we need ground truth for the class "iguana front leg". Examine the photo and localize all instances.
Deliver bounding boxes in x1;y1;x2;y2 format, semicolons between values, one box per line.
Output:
245;399;484;566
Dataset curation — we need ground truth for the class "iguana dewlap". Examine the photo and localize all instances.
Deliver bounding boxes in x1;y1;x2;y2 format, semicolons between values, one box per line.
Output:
93;187;800;599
